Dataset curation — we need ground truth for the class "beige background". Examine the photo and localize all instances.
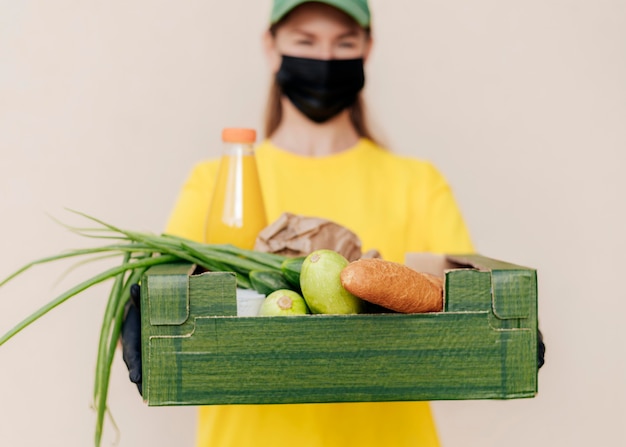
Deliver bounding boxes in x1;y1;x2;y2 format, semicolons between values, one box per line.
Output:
1;0;625;446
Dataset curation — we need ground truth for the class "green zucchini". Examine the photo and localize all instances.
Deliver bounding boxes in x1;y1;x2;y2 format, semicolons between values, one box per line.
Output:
249;270;294;295
280;256;306;289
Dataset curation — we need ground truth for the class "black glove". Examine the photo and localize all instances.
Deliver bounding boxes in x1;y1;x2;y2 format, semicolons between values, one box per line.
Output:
537;328;546;369
121;283;143;395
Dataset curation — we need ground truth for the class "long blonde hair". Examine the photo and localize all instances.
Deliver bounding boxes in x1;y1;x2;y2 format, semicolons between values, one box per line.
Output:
264;23;376;142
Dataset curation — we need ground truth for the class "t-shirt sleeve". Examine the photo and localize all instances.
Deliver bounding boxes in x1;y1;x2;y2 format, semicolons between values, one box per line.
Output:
411;162;475;255
164;162;216;242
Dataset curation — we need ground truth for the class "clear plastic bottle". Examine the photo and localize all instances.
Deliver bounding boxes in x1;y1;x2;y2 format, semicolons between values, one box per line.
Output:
204;128;268;250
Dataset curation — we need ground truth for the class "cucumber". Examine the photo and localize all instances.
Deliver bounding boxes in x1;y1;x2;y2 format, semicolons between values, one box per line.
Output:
259;289;309;316
249;270;294;295
280;256;306;289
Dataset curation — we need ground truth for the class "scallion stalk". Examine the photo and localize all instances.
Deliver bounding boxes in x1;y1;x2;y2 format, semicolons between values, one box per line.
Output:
0;212;291;446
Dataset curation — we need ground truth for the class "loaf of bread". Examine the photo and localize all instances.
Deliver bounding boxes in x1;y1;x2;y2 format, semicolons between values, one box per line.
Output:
340;258;444;313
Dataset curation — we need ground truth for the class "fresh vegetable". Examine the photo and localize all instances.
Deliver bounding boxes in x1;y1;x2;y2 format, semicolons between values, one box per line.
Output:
249;270;294;295
258;289;309;316
280;256;305;290
0;211;290;447
300;249;364;314
340;258;444;313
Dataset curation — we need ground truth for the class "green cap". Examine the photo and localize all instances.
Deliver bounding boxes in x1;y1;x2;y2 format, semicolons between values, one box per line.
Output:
270;0;371;27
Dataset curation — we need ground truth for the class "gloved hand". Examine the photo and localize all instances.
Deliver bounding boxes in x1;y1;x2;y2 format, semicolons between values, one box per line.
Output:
121;283;143;395
537;328;546;369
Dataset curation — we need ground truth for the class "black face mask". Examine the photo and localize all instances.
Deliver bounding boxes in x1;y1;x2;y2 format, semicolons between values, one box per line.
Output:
276;55;365;124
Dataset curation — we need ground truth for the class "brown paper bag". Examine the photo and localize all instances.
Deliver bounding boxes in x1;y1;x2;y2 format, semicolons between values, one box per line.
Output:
254;213;378;261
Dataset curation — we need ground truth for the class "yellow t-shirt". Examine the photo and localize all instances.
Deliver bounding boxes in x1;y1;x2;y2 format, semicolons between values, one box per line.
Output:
165;138;474;447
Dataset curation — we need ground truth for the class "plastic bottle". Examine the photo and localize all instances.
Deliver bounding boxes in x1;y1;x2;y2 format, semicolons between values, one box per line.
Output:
204;128;268;250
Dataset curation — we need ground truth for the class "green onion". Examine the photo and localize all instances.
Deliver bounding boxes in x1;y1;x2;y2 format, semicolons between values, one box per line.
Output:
0;211;289;446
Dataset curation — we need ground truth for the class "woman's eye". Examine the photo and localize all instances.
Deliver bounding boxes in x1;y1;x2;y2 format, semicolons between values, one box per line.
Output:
296;40;313;46
338;41;357;49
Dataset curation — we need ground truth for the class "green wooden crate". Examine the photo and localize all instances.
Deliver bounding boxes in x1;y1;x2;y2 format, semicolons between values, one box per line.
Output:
140;254;538;406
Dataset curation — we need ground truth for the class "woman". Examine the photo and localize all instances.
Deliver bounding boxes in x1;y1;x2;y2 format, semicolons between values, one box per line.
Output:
126;1;474;446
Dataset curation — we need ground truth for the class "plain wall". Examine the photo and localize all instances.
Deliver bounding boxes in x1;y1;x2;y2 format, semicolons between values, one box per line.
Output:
1;1;624;446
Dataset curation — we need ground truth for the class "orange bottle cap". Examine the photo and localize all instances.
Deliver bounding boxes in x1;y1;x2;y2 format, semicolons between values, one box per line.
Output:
222;128;257;143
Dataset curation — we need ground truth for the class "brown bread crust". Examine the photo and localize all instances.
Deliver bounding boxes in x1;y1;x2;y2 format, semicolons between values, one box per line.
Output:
340;258;443;313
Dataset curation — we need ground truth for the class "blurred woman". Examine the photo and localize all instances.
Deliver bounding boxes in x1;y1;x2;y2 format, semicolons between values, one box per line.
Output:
133;1;474;446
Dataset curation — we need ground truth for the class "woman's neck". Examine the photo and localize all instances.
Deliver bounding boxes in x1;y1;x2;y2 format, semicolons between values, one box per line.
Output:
269;99;361;157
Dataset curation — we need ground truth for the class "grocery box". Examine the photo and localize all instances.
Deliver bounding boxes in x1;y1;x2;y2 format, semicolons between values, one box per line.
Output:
140;253;538;406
